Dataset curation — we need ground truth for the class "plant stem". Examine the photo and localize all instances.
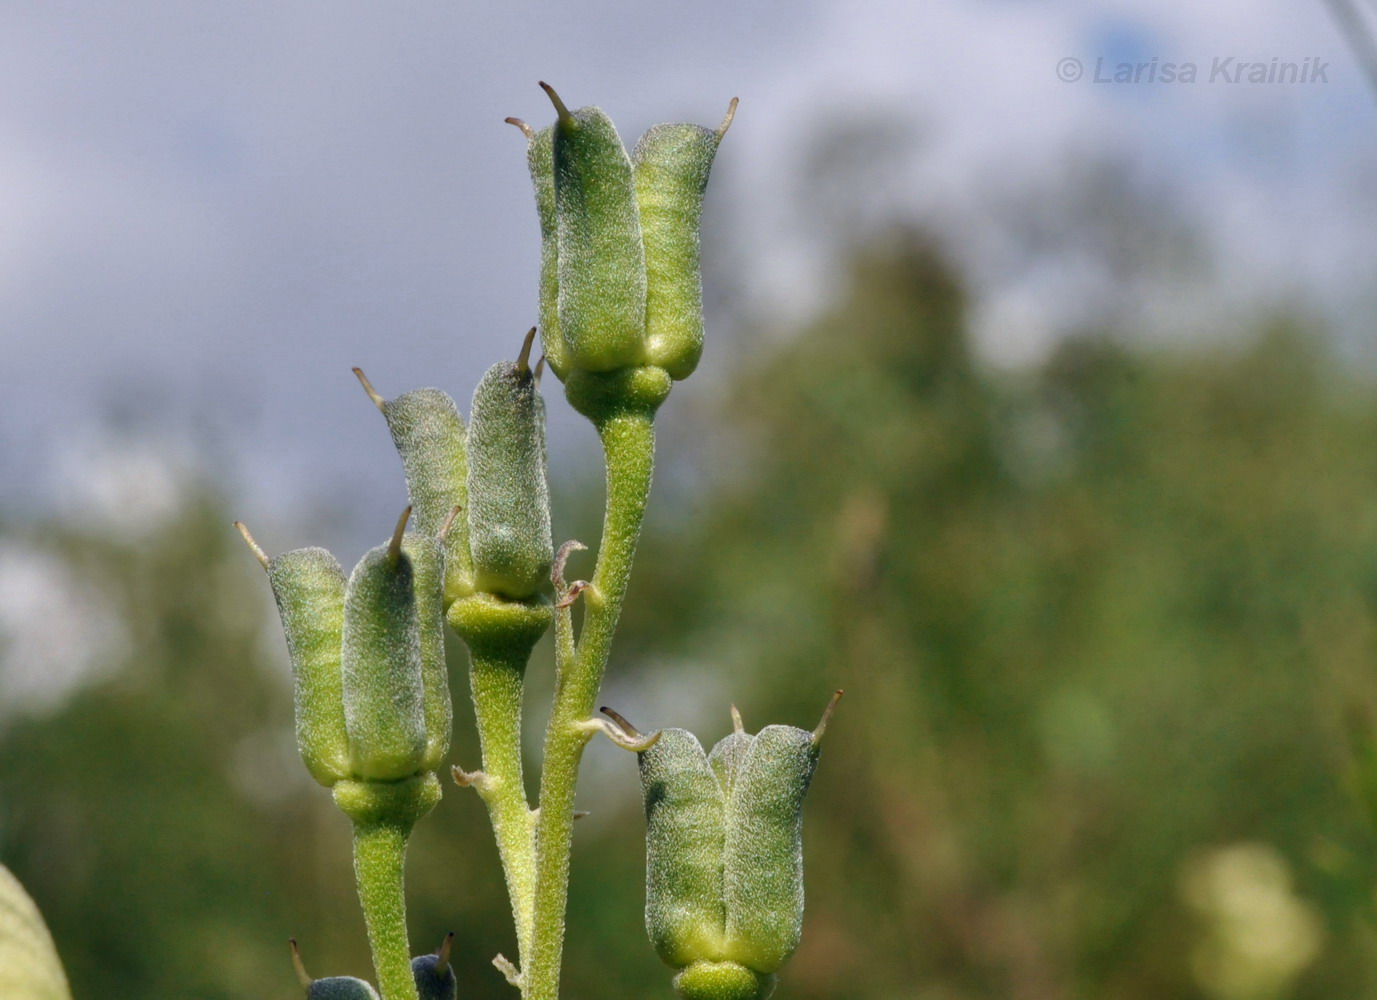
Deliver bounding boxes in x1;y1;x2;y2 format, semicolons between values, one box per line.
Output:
468;643;539;965
353;819;420;1000
524;410;656;1000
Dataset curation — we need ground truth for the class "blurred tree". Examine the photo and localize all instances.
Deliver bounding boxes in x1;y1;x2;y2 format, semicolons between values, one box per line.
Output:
5;227;1377;1000
611;230;1377;999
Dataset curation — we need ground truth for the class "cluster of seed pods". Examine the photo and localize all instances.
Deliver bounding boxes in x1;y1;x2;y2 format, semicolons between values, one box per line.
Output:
241;86;839;1000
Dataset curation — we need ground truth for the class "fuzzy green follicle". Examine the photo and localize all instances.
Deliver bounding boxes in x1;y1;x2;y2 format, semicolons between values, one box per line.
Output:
641;729;729;968
466;352;553;600
401;533;451;772
376;385;473;603
341;543;428;782
632;120;726;381
267;547;351;787
721;726;820;973
549;89;648;373
511;121;568;381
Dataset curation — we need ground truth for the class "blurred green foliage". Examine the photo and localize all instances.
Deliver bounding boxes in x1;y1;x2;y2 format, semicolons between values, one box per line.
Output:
5;229;1377;999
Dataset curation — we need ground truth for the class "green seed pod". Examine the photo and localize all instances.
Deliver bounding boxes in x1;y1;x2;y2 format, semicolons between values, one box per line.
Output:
632;102;733;381
341;520;427;781
357;372;473;606
546;84;648;372
639;728;728;969
402;532;450;772
410;935;457;1000
267;546;351;787
721;725;820;974
510;120;568;381
673;960;775;1000
466;341;553;600
0;864;72;1000
307;977;381;1000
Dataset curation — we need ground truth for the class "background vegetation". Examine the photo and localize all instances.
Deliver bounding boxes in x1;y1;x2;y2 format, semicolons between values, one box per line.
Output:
4;212;1377;998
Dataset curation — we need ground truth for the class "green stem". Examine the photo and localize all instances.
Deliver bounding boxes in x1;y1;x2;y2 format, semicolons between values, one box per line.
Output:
469;642;539;965
524;411;656;1000
449;595;551;974
353;819;420;1000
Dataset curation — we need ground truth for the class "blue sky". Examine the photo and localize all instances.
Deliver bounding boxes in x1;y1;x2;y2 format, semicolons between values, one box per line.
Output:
2;0;1374;545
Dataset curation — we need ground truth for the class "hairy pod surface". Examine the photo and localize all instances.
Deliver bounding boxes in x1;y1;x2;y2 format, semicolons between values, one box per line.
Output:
632;122;723;380
341;544;427;781
306;977;382;1000
639;709;827;987
706;728;752;803
640;729;729;968
267;547;351;786
722;726;819;973
519;124;568;380
466;359;553;599
380;388;472;602
333;773;442;829
401;533;451;772
563;365;672;424
552;103;648;371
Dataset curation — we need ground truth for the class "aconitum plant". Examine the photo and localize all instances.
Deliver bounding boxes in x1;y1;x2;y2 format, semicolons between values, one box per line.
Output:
0;86;837;1000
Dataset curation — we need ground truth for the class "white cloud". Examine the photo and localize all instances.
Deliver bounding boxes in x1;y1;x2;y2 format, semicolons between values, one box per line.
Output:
0;542;126;714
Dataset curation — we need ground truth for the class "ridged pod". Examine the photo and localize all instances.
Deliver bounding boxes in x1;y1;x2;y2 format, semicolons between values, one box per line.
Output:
267;547;350;786
632;107;732;380
548;86;648;372
377;386;472;603
466;346;553;599
401;532;451;772
341;537;427;781
722;726;819;973
512;121;569;380
640;729;728;968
